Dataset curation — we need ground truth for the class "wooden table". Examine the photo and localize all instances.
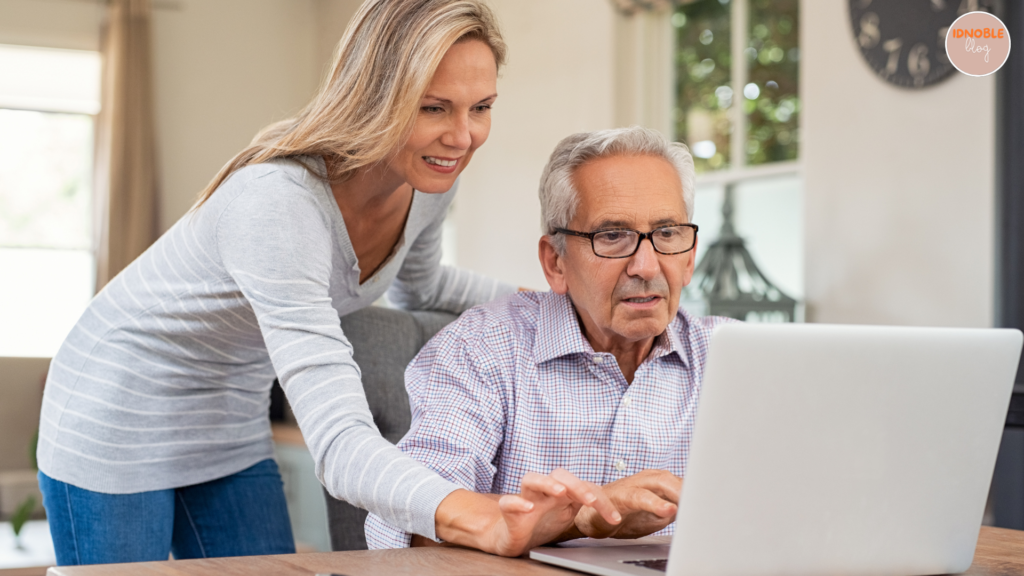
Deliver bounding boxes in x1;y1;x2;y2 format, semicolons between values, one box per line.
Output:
45;526;1024;576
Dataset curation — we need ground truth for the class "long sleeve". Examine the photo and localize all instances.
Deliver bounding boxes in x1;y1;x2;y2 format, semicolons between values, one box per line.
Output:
216;175;459;540
386;185;516;313
365;316;508;549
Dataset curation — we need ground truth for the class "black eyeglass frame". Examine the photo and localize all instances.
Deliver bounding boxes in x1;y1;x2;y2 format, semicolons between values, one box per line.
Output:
553;224;699;259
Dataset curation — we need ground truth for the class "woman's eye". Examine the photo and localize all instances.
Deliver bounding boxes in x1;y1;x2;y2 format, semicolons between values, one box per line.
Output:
421;106;444;114
473;104;492;112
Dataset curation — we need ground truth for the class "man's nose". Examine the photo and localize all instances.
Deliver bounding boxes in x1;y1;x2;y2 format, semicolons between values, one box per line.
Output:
625;236;661;280
441;111;472;150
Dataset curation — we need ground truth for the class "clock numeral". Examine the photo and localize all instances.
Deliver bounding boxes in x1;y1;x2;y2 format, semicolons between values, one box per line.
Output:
958;0;979;16
908;43;930;86
937;27;950;64
859;12;881;49
882;38;903;77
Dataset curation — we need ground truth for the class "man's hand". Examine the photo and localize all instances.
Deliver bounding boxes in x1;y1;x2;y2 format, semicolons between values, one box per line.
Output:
572;469;681;540
431;468;622;557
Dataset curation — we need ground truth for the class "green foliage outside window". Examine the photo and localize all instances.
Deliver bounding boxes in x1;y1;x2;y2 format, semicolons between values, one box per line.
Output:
674;0;732;172
747;0;799;165
674;0;800;172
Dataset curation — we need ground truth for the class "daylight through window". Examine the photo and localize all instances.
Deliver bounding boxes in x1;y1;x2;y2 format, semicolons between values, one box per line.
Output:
0;44;100;357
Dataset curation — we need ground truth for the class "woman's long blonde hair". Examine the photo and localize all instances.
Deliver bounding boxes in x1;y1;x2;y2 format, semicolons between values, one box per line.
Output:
193;0;506;208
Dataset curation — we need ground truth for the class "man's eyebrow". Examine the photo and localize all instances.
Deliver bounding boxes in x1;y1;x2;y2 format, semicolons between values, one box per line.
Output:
651;217;684;227
592;217;684;230
592;219;631;229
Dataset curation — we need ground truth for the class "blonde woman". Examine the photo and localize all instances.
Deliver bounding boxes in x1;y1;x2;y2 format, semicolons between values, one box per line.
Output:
36;0;619;565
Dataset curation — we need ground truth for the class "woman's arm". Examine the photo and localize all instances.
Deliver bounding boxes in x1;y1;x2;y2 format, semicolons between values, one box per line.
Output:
217;175;460;540
217;172;617;554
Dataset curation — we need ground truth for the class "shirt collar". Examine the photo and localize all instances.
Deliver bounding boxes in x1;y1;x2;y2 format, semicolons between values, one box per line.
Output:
533;292;689;368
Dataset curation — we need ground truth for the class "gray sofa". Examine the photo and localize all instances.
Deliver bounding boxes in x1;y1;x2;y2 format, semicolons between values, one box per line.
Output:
323;305;458;551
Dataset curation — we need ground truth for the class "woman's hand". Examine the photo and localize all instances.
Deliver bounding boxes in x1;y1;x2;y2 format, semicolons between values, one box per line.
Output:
432;468;621;557
571;469;681;540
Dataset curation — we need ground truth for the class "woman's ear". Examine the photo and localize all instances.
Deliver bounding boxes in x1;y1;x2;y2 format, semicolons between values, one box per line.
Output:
538;236;569;295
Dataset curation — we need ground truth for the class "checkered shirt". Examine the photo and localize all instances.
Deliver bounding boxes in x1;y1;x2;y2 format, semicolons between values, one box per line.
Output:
365;290;735;549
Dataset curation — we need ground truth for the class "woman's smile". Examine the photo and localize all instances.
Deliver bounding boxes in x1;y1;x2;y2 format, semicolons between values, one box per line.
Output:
423;155;461;173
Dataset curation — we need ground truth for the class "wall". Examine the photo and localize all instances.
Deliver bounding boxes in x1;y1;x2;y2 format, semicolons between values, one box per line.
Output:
453;0;618;289
152;0;322;229
801;0;995;328
313;0;362;82
0;358;48;471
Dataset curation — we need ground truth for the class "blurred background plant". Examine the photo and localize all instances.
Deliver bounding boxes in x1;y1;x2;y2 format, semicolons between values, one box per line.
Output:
673;0;799;172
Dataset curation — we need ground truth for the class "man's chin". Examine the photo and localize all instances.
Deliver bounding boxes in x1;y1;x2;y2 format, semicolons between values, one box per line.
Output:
612;310;671;340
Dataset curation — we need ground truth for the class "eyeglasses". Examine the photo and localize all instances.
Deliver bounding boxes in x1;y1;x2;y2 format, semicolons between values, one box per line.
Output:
553;224;698;259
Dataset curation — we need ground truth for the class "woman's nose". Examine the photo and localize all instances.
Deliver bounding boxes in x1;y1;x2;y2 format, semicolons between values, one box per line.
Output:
442;112;472;150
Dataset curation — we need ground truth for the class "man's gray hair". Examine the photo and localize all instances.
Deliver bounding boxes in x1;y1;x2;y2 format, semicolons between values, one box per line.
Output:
539;126;696;254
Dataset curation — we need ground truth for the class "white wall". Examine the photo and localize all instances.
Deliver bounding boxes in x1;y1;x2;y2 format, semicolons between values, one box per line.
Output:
151;0;366;230
313;0;362;81
152;0;322;229
801;0;995;328
454;0;618;289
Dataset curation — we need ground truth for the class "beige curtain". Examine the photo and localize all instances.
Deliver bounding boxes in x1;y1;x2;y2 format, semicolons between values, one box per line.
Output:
94;0;158;292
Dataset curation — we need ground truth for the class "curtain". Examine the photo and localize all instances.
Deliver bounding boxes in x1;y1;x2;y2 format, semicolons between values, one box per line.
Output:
93;0;158;292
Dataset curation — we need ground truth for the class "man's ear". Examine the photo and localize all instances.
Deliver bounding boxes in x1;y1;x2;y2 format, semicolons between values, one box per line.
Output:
538;236;569;295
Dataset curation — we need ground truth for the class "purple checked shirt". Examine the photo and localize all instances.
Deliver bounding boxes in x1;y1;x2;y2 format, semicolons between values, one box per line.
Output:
365;290;735;549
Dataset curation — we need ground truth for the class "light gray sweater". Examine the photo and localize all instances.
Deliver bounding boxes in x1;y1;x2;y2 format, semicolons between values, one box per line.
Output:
37;156;515;539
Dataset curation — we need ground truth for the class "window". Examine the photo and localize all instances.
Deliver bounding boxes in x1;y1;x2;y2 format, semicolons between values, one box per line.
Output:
673;0;799;171
672;0;803;306
0;45;101;357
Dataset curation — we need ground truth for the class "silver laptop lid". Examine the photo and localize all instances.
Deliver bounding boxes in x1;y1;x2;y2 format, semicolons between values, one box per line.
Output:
670;323;1022;576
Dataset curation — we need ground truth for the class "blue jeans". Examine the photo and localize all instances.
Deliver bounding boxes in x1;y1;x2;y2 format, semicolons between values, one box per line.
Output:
38;459;295;566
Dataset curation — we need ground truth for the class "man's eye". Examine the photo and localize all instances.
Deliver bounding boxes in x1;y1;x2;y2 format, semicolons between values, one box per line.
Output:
598;231;629;243
656;228;681;239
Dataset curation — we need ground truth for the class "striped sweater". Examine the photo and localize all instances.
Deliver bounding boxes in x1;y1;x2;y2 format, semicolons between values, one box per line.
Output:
36;156;515;539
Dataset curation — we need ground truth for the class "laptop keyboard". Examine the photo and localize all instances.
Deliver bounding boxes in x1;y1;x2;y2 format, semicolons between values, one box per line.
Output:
622;558;669;572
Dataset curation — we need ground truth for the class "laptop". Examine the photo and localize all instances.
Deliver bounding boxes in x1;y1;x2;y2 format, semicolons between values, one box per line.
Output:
531;323;1023;576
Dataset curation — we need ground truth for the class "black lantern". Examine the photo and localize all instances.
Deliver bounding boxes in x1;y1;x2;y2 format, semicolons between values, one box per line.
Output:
682;184;798;322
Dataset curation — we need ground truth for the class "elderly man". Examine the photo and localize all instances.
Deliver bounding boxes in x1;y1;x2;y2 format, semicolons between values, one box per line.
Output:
366;126;733;549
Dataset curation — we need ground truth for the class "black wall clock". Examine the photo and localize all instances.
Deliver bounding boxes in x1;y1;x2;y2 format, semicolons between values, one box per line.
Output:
848;0;995;89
